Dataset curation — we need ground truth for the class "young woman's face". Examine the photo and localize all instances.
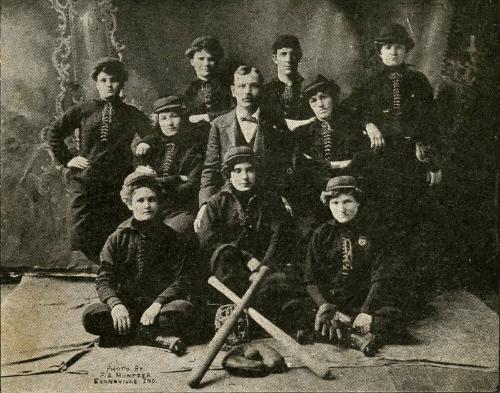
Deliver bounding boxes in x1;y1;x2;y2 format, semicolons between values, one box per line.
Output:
128;187;159;221
230;162;256;192
309;91;334;120
95;71;122;100
380;43;407;67
190;49;217;80
329;193;360;223
272;47;300;76
158;111;182;136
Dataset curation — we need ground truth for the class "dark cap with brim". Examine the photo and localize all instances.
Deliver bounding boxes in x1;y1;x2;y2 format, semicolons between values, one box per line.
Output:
91;57;127;81
122;167;159;188
320;176;362;204
222;146;254;172
153;96;184;113
374;23;414;50
302;74;341;100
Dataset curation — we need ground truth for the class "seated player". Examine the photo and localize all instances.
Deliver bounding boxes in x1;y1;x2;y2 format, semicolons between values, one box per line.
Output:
135;95;203;235
82;168;194;352
291;75;366;241
197;146;295;340
304;176;403;356
344;23;442;226
184;35;232;144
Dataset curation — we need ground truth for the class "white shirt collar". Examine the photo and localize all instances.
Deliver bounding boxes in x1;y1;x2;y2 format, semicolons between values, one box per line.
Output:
236;107;260;122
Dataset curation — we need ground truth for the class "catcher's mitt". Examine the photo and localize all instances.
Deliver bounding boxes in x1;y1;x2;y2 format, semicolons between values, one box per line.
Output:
222;343;287;377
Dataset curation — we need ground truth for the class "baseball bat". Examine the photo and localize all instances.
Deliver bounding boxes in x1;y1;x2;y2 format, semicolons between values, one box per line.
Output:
187;266;270;388
208;276;333;380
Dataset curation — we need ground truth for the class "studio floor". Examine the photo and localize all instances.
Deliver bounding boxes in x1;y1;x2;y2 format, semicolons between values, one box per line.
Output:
1;276;498;393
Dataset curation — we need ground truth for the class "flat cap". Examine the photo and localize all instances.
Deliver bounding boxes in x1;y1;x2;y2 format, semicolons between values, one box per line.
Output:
122;166;159;188
374;23;414;50
302;74;340;100
222;146;254;171
153;95;184;113
185;35;224;59
325;176;359;192
91;57;128;81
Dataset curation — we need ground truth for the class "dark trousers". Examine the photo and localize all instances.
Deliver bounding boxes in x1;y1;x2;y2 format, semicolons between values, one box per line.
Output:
82;299;194;343
69;181;128;263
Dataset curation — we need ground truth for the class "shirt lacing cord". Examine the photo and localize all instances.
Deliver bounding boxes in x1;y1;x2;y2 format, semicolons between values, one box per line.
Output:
160;143;178;176
341;237;353;275
281;85;294;110
100;101;114;143
136;232;147;281
320;121;334;162
201;81;213;110
390;72;402;114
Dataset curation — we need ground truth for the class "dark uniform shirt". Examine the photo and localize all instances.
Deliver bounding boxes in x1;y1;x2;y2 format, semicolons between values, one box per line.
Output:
184;77;232;121
141;130;203;214
48;98;151;189
262;76;305;120
346;63;439;146
96;217;191;309
198;184;291;271
304;218;392;314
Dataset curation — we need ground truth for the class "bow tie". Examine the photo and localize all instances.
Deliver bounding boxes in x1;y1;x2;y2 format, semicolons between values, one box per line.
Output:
241;116;258;123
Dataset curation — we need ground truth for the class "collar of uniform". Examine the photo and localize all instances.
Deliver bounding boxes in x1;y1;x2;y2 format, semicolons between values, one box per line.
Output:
220;182;260;200
275;74;304;87
94;97;123;106
118;216;165;235
236;107;260;123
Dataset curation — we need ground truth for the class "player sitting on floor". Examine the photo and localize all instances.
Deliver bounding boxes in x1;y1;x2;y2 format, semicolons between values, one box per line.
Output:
197;146;296;345
303;176;403;356
82;167;194;353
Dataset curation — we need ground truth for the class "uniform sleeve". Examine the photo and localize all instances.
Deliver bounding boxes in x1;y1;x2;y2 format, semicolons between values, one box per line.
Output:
261;197;288;269
96;233;122;307
175;149;203;199
197;196;223;252
47;105;82;166
199;122;223;206
154;239;191;304
304;229;322;285
130;109;153;153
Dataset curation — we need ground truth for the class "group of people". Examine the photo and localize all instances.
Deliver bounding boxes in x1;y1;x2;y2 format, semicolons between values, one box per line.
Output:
48;23;442;356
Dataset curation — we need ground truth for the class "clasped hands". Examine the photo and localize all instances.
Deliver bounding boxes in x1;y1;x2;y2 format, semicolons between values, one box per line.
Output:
110;302;162;334
315;303;373;341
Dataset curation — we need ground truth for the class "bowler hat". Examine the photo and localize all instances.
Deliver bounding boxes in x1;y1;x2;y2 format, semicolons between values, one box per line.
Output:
302;75;340;100
153;96;184;113
374;23;414;50
91;57;128;82
185;36;224;59
222;146;254;172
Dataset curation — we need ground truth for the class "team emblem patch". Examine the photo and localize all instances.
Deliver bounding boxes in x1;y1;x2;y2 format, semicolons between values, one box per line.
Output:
358;236;368;247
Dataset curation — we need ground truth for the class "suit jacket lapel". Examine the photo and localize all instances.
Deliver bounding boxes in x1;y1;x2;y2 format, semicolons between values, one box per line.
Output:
226;110;239;147
253;111;266;159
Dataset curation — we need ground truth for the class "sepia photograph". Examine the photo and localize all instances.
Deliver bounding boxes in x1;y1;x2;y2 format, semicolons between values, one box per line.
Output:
1;0;498;391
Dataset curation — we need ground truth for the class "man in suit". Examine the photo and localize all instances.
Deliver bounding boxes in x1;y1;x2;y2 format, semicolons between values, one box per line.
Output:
194;65;291;231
